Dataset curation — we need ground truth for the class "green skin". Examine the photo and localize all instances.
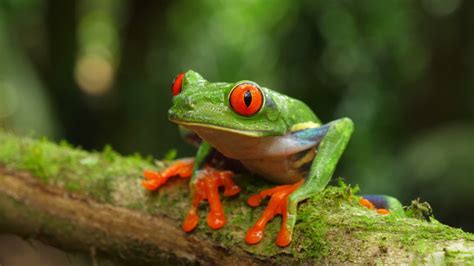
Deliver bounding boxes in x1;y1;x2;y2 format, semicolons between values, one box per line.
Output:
169;70;355;244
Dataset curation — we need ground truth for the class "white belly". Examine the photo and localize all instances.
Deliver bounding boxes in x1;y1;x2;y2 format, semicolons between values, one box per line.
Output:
184;124;318;183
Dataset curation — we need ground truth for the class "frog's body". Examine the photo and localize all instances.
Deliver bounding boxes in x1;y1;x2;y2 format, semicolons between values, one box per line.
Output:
167;72;333;185
179;123;323;183
143;70;399;247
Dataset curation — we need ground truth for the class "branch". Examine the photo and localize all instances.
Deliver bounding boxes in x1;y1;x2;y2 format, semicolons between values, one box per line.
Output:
0;131;473;264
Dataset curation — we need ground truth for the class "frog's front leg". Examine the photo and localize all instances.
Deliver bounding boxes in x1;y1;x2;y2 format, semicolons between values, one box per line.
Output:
246;118;354;247
143;142;240;231
181;142;241;232
182;165;240;231
142;158;195;190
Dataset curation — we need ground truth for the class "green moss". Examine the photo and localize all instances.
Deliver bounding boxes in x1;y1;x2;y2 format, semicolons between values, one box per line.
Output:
163;149;178;161
445;249;474;264
0;131;153;204
0;130;473;263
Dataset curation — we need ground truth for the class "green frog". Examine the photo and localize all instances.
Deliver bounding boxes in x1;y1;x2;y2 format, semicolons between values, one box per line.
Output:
143;71;399;247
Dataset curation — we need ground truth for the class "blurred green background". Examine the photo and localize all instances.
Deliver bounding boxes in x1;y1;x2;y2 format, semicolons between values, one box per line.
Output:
0;0;473;232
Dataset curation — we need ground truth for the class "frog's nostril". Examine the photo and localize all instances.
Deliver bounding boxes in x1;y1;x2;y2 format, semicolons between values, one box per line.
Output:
168;109;177;119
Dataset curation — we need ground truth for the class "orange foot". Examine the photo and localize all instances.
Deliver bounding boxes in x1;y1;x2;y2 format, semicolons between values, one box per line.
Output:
182;165;241;232
359;198;390;215
245;179;304;247
142;158;194;191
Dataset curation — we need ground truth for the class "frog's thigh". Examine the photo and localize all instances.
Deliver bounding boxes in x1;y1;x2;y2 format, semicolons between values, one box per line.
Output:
289;117;354;209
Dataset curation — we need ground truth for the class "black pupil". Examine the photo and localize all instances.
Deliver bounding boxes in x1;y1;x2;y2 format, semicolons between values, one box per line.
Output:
244;90;252;107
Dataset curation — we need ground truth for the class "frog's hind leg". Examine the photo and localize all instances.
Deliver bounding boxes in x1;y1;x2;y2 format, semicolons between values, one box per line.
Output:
284;118;354;247
143;141;241;233
360;195;405;216
142;126;202;191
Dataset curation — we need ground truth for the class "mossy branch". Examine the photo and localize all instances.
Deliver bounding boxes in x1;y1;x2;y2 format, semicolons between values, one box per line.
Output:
0;131;473;264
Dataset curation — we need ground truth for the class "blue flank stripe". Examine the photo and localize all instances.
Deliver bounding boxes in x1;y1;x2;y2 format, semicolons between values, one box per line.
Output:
362;195;390;209
291;124;329;145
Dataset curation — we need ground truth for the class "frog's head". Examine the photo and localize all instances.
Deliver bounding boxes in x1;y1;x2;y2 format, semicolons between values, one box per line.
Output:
168;70;317;137
168;70;285;136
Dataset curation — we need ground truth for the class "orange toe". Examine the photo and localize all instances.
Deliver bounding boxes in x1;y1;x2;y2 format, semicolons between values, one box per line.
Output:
207;211;226;229
183;210;199;232
223;185;241;197
359;198;375;209
143;170;161;180
377;208;390;215
247;194;263;207
142;179;160;190
142;170;166;191
276;226;292;247
245;226;264;245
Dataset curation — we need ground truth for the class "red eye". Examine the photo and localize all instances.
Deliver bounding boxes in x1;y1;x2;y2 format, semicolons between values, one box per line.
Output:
229;83;264;116
171;72;185;96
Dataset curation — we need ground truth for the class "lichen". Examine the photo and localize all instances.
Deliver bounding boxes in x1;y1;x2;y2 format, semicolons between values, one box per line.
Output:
405;198;434;221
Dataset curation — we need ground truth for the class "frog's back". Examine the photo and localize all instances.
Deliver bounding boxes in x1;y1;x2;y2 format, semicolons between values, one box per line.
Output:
265;89;321;130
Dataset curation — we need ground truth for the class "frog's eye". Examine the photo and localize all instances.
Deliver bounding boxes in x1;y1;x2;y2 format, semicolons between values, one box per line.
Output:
171;72;185;96
229;82;264;116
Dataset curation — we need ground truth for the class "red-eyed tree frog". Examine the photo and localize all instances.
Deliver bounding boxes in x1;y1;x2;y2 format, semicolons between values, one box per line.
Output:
142;71;402;247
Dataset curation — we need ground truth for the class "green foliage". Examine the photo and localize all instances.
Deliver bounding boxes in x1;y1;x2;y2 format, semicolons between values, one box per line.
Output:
163;149;177;161
102;144;119;162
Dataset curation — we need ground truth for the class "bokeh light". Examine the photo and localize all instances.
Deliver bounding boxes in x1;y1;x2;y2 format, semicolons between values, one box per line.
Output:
74;0;122;96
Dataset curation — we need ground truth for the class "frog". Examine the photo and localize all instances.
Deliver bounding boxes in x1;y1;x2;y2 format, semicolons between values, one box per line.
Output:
142;70;402;247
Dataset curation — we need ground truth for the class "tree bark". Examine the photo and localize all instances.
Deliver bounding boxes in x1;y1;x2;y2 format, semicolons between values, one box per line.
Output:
0;166;254;265
0;131;473;264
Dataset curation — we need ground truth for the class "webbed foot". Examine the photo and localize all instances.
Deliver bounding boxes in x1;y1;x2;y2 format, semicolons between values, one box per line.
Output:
245;179;304;247
142;158;194;191
182;165;241;232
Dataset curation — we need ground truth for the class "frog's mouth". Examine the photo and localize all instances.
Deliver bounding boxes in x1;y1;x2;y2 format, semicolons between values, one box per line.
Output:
170;119;270;137
171;118;320;163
